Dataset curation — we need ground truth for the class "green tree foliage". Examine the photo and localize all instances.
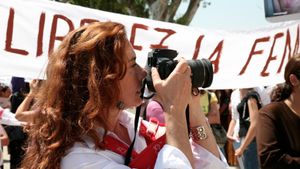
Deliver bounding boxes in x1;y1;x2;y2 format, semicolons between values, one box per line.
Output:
65;0;204;25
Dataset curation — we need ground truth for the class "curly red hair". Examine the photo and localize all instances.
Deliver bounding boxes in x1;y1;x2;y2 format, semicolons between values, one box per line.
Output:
21;22;128;169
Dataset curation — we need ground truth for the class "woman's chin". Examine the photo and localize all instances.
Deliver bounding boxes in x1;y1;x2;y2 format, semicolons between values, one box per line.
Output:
134;99;144;107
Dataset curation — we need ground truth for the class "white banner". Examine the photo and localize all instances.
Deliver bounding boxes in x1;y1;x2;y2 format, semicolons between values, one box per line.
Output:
0;0;299;89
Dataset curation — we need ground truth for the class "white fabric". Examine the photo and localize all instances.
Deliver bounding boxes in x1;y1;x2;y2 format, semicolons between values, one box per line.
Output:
191;140;228;169
230;89;240;139
61;110;228;169
154;144;192;169
0;107;23;126
1;0;299;89
254;86;271;106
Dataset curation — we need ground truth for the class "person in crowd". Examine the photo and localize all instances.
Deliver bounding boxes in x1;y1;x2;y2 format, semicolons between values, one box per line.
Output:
0;83;11;109
215;89;235;165
6;77;28;169
227;88;262;169
10;77;28;113
146;94;166;124
199;90;227;152
199;90;220;125
15;79;43;124
234;88;261;169
21;22;227;169
256;54;300;169
215;90;232;132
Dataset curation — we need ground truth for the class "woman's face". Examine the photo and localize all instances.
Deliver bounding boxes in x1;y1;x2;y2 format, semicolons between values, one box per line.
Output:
0;88;11;98
119;41;147;109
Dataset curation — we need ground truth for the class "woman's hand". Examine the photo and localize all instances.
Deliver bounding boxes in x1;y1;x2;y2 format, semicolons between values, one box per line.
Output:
151;58;192;115
29;79;41;96
235;147;244;157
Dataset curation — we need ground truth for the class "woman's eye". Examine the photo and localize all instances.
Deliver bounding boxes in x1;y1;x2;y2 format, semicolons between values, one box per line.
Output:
131;63;138;67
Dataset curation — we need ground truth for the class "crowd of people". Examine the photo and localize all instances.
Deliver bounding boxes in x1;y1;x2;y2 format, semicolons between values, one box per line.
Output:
0;21;299;169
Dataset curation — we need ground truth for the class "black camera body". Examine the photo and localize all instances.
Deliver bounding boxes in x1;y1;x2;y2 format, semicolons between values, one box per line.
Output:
145;49;213;92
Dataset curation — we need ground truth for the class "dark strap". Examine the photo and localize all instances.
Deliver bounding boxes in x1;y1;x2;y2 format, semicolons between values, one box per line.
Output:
186;105;190;136
124;81;146;165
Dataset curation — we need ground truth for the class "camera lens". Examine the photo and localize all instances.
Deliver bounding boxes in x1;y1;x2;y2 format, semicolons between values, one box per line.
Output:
187;58;213;88
145;49;214;93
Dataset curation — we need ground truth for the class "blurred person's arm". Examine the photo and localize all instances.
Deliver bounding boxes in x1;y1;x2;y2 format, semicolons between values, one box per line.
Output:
206;92;221;124
15;79;41;123
15;94;34;116
227;118;237;141
226;102;235;140
227;97;240;142
15;109;39;124
235;98;258;157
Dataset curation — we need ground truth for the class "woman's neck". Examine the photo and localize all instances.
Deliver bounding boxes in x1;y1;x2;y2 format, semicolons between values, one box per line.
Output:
106;108;122;131
285;92;300;116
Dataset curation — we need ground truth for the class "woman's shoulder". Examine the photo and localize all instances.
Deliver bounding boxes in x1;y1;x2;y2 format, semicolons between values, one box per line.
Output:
61;142;127;169
259;102;286;117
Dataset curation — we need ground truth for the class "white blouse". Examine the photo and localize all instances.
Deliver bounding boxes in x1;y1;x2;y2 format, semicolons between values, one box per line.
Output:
61;110;228;169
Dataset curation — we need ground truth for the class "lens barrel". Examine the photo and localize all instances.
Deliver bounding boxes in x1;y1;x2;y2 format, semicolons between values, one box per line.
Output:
145;49;213;92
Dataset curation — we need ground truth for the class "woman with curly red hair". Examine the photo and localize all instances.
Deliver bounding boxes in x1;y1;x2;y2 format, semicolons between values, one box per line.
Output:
21;21;227;169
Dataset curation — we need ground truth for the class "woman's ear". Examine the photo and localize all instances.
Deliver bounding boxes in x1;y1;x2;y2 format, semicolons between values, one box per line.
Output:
289;74;299;86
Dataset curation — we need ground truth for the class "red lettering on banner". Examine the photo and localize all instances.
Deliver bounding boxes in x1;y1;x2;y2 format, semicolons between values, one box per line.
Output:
150;28;176;49
278;29;292;73
36;13;46;57
239;37;270;75
261;32;284;76
192;35;204;60
80;18;99;26
293;25;300;55
130;23;148;51
208;40;223;73
5;8;29;56
278;26;299;73
49;15;74;54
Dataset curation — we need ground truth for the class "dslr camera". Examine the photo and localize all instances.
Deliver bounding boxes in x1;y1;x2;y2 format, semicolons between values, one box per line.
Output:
145;49;213;92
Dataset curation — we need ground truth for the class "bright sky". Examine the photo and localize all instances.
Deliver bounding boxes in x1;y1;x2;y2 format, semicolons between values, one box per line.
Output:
179;0;271;30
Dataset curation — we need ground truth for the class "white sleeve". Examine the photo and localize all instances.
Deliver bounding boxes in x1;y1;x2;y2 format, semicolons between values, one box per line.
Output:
154;145;192;169
155;143;228;169
230;90;239;121
61;148;131;169
191;141;228;169
0;108;24;126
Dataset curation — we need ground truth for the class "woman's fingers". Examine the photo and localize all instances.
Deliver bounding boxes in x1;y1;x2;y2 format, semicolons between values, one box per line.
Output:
151;67;162;90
